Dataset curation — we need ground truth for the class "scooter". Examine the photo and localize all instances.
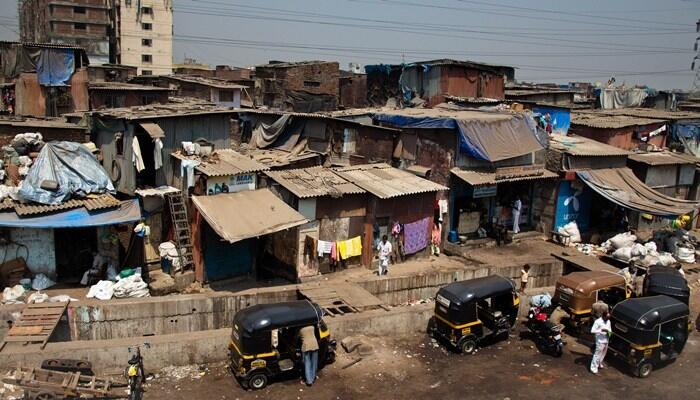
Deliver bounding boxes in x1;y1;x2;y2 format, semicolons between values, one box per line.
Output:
525;307;565;357
125;343;150;400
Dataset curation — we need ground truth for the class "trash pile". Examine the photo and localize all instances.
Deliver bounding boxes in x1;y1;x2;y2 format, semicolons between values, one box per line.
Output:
86;268;150;301
602;230;695;266
1;285;77;305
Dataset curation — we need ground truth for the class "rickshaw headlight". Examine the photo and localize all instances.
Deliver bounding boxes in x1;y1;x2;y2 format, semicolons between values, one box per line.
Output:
630;349;636;356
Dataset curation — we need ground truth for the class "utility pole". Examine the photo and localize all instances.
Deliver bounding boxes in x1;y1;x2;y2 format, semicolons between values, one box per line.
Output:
692;19;700;94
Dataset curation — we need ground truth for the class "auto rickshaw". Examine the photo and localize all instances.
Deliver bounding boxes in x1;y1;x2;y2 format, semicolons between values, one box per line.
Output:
642;265;690;305
428;275;519;354
552;270;630;332
608;295;691;378
228;300;336;390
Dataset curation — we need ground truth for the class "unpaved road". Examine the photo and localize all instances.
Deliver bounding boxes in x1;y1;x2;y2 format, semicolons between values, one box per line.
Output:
143;326;700;400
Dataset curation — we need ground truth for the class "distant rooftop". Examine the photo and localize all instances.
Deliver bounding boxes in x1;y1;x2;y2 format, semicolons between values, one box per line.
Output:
571;112;664;129
549;134;631;157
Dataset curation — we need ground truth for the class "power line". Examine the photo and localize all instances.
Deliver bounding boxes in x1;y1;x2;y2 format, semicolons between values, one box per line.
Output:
172;5;689;52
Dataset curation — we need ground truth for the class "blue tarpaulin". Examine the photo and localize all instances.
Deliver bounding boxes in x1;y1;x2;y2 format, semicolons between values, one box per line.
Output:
533;106;570;134
672;121;700;158
0;199;141;228
37;48;75;86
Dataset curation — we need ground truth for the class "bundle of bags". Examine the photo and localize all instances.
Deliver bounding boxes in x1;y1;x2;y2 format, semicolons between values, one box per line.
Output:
86;268;150;301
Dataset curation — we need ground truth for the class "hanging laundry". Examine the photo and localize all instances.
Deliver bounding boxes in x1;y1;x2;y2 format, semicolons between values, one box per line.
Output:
330;242;337;262
180;159;201;188
317;240;333;256
132;136;145;172
438;199;448;218
403;217;430;255
337;236;363;259
153;138;164;170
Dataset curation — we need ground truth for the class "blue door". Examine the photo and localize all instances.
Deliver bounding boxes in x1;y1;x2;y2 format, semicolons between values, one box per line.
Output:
203;223;254;281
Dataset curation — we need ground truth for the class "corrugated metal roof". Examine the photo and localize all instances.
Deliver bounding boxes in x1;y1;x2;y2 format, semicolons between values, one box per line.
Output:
549;135;631;157
88;101;236;120
0;41;85;50
191;149;270;176
235;109;399;132
266;166;366;199
13;194;120;216
451;168;558;186
89;82;172;92
334;163;448;199
245;148;323;169
165;75;247;89
571;112;664;129
591;108;700;121
628;151;699;166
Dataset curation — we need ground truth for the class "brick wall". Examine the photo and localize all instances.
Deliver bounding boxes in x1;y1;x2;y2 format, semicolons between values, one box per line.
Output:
0;126;87;148
339;74;368;108
255;62;339;110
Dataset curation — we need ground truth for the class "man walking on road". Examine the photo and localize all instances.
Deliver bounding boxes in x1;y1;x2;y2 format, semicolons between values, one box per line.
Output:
590;312;612;374
377;234;392;276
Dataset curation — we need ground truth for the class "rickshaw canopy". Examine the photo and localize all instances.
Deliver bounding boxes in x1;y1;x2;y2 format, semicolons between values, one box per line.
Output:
438;275;515;306
234;301;323;335
644;266;690;303
612;296;689;330
556;271;626;297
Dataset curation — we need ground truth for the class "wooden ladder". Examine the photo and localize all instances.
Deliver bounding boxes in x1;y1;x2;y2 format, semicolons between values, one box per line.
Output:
166;192;193;272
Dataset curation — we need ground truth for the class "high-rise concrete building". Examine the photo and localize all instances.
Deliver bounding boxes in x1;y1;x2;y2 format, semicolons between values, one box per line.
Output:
18;0;112;65
113;0;173;75
18;0;173;75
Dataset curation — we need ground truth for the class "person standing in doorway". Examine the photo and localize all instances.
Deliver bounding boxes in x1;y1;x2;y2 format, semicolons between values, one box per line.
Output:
377;234;392;276
300;325;319;386
512;196;522;234
520;264;530;294
590;312;612;374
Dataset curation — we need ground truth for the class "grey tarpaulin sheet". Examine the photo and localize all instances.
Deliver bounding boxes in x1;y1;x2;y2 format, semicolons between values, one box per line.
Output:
455;113;543;162
252;114;292;148
19;142;116;205
577;167;697;217
599;88;648;110
0;43;41;77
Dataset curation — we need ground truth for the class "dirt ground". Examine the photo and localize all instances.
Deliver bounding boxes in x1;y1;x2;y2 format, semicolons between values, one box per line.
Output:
141;291;700;400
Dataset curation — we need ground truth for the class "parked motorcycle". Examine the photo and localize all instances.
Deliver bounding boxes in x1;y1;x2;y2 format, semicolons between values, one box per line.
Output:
125;343;150;400
525;307;565;357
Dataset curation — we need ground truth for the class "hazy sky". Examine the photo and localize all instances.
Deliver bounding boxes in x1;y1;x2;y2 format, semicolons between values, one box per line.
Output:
2;0;699;89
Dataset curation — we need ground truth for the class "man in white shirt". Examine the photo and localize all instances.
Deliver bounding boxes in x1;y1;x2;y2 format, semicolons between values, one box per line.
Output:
590;312;612;374
376;235;392;276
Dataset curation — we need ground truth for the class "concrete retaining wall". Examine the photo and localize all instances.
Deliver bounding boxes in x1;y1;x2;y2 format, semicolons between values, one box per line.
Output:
0;260;562;342
0;304;434;374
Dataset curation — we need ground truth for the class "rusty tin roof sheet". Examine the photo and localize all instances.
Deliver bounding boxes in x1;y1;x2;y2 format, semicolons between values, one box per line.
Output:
628;151;699;166
451;168;558;186
571;112;664;129
190;149;269;176
549;135;632;157
11;194;120;216
334;163;448;199
266;166;366;199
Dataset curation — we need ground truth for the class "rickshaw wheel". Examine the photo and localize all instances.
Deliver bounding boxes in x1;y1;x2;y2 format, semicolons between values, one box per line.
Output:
426;318;436;335
459;339;476;355
248;373;268;390
635;361;653;378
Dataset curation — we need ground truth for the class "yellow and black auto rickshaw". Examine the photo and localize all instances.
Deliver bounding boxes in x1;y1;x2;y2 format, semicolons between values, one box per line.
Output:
228;300;336;390
428;275;519;354
553;270;630;332
608;295;691;378
642;265;690;305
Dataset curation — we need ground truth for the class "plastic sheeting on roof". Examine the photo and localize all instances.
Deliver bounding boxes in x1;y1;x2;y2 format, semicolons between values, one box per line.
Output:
373;112;543;162
577;168;697;217
19;142;115;205
0;199;140;228
37;48;75;86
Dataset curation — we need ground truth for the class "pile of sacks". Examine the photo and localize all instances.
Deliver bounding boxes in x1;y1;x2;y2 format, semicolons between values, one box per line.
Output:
558;221;582;244
603;231;681;267
1;133;44;184
86;268;150;301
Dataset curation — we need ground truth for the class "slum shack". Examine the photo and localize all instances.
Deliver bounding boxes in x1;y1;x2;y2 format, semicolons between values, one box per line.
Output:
236;110;396;168
0;142;142;295
547;135;697;241
264;166;367;280
253;61;340;112
190;188;308;282
88;82;171;109
365;59;514;107
68;101;236;195
372;105;549;244
132;75;246;108
264;164;447;280
570;111;669;151
0;41;90;117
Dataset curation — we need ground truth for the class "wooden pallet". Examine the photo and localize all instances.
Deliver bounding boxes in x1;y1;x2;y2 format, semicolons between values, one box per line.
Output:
0;302;69;351
299;284;388;317
2;367;115;398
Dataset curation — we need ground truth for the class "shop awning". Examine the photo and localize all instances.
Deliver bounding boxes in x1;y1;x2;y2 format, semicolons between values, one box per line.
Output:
192;189;308;243
451;167;559;186
577;168;698;216
0;199;141;228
